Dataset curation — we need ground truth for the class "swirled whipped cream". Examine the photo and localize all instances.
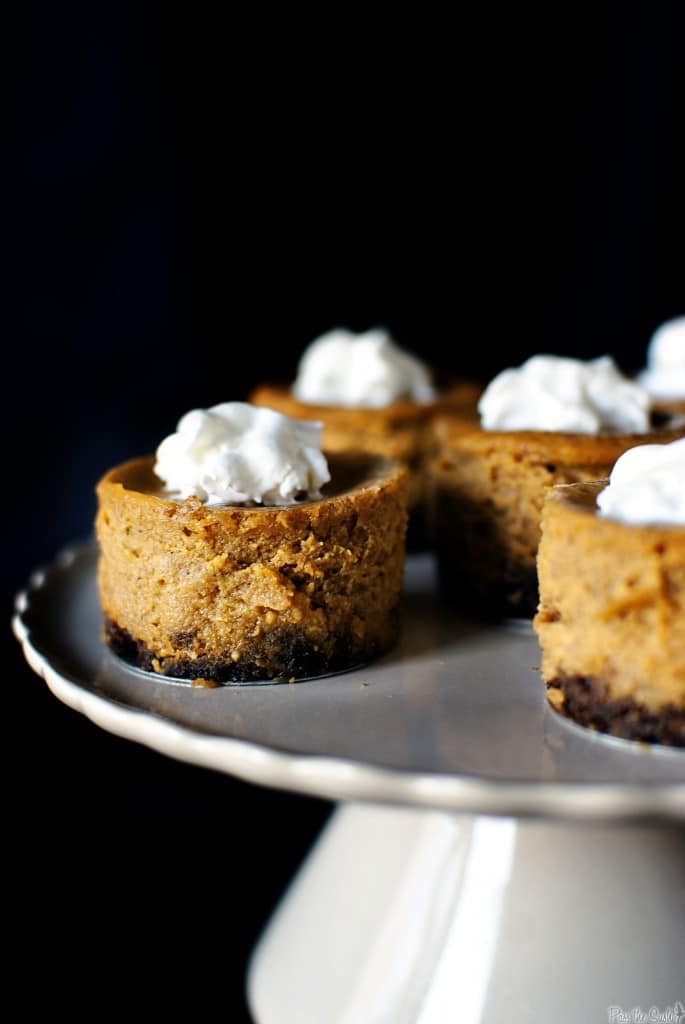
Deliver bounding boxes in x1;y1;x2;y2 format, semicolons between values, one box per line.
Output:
292;327;436;408
154;403;330;506
597;438;685;526
638;316;685;399
478;355;650;434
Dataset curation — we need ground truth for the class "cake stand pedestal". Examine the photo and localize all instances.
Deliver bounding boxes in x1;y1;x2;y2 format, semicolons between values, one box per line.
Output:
248;804;685;1024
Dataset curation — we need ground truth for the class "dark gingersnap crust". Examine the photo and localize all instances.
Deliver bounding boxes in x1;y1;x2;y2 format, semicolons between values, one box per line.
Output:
547;675;685;748
104;616;398;683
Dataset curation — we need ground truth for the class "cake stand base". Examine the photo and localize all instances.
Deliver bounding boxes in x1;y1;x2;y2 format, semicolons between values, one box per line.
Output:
248;804;685;1024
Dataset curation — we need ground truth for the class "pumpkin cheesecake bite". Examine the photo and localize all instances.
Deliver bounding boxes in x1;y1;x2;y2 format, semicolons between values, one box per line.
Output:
96;403;408;683
250;327;480;544
637;315;685;418
429;354;685;618
534;438;685;747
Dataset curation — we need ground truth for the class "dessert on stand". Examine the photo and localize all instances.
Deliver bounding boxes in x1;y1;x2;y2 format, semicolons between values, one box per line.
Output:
251;327;481;545
430;354;685;617
96;403;408;683
536;438;685;746
638;315;685;416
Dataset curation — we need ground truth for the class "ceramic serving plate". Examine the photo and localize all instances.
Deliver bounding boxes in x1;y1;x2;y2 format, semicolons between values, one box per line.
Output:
13;541;685;820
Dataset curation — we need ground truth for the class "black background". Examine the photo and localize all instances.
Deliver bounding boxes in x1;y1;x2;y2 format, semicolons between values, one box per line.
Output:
10;4;684;1020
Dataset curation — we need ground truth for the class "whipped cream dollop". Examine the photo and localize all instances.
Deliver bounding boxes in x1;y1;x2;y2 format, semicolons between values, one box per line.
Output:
154;403;330;506
292;327;436;408
478;355;651;434
596;438;685;526
638;316;685;399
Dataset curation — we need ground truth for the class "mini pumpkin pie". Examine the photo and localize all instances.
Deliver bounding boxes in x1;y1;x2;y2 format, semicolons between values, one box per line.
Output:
96;404;409;683
534;439;685;746
250;327;481;545
428;355;685;618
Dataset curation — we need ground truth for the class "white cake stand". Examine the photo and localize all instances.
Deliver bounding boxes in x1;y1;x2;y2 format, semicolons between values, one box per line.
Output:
14;543;685;1024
